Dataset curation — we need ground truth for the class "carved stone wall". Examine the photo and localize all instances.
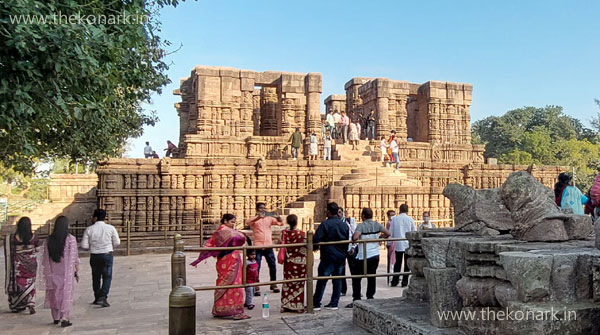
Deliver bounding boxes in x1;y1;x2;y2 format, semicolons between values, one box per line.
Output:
174;66;322;159
339;77;472;146
96;158;354;235
324;94;346;114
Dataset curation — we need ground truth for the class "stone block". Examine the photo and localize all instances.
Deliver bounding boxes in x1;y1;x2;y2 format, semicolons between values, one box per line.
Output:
305;73;322;93
407;257;430;277
422;237;451;268
240;78;254;92
550;253;579;303
494;282;518;308
424;267;463;328
498;252;552;302
403;276;429;303
193;66;220;76
219;68;240;78
564;214;593;240
456;277;502;307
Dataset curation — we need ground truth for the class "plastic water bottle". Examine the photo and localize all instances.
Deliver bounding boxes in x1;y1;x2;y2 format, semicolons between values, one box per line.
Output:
262;292;270;318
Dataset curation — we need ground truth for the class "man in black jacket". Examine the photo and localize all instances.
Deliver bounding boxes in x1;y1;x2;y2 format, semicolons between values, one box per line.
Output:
312;202;349;310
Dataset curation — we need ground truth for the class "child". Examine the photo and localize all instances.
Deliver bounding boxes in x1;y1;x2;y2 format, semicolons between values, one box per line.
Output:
245;250;259;309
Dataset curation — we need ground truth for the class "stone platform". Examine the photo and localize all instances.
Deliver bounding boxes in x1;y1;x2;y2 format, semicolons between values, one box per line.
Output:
353;298;465;335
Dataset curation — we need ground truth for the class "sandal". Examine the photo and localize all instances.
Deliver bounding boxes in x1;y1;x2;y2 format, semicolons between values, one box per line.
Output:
232;314;251;321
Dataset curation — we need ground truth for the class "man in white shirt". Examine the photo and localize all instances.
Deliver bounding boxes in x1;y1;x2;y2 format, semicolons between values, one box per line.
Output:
81;209;121;307
346;208;390;307
333;110;341;139
143;141;153;158
388;204;415;287
326;110;335;134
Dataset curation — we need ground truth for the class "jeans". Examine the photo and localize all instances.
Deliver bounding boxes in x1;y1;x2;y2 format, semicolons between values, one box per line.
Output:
323;147;331;160
367;123;375;140
313;260;345;307
291;146;299;159
341;125;348;143
351;255;380;300
245;287;254;306
90;253;113;299
392;152;400;170
256;248;277;281
391;251;410;287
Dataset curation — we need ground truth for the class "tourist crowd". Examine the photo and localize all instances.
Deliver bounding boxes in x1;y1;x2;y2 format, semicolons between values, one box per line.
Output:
190;201;436;320
3;209;120;327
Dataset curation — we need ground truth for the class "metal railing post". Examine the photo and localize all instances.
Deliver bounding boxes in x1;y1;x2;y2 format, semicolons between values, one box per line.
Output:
242;246;247;285
306;230;314;313
171;234;186;289
362;240;368;275
127;220;131;256
169;278;195;335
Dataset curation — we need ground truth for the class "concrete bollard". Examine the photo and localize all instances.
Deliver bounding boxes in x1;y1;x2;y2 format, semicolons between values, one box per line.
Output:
171;234;186;289
169;278;196;335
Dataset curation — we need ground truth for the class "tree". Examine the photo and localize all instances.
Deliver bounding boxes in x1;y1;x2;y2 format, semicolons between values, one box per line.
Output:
0;0;182;174
472;106;600;191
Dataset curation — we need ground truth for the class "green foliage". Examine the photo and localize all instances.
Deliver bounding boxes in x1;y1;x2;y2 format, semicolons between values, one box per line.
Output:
0;0;183;174
24;178;49;200
473;105;600;191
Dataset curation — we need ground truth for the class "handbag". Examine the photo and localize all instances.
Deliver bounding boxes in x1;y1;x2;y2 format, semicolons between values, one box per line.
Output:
277;230;287;264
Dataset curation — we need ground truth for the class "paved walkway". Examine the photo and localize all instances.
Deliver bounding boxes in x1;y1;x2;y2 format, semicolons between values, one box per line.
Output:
1;249;405;334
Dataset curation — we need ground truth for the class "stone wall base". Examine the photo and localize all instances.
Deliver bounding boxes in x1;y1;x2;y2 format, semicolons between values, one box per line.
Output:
353;298;465;335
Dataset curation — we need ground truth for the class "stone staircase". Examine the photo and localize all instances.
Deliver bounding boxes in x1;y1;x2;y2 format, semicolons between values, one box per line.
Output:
333;140;381;163
333;140;420;187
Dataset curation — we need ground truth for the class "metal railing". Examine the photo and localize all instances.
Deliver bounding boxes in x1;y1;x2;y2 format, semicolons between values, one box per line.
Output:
169;231;411;321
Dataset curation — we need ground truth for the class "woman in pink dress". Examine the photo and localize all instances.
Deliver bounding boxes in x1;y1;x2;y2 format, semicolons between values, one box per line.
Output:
42;216;79;327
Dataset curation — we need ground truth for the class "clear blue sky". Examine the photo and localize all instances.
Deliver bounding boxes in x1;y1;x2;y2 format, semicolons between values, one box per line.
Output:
128;0;600;157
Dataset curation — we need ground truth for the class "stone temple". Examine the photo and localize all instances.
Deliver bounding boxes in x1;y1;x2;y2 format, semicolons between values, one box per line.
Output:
93;65;563;243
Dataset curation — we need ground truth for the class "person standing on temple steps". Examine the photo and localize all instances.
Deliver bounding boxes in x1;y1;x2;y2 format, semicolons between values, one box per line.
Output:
289;128;303;161
81;209;120;307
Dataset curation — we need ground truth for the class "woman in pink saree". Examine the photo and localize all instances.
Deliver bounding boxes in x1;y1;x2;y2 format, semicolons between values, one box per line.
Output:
191;214;250;320
42;216;79;327
4;217;40;314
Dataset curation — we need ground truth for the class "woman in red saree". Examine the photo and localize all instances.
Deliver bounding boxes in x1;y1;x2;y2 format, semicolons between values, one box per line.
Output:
191;214;250;320
4;217;40;314
281;214;307;313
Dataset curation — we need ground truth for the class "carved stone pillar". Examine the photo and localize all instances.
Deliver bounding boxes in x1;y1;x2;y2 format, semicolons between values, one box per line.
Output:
159;196;170;231
260;87;278;136
305;73;322;136
376;97;389;137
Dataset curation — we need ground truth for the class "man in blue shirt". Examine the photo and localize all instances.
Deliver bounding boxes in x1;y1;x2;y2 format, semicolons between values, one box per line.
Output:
312;202;349;310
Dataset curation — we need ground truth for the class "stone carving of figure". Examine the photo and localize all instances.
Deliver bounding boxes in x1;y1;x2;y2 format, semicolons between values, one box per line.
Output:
256;157;266;174
124;175;131;189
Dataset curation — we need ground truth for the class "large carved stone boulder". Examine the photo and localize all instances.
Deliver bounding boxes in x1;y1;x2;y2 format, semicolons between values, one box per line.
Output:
443;183;514;235
499;171;592;241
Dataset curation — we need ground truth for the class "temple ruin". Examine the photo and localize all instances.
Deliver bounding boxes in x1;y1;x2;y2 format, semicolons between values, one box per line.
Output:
93;65;564;245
